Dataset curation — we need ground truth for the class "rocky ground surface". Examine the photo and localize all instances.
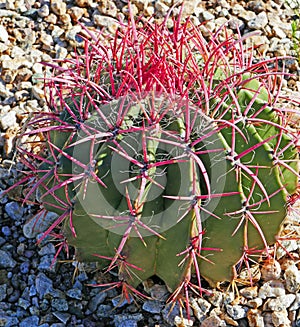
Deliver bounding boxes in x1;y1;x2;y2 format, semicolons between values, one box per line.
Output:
0;0;300;326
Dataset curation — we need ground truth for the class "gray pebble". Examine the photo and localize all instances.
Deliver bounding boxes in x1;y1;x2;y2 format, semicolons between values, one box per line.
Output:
39;243;56;256
263;294;296;311
66;288;82;300
0;249;17;268
226;304;248;320
0;111;17;131
258;280;286;299
53;312;71;324
88;291;107;312
0;315;19;327
113;313;143;327
0;284;7;301
23;211;58;239
248;11;268;29
112;294;133;307
51;298;69;312
95;304;113;318
35;272;54;299
4;201;24;220
18;297;31;310
38;4;49;17
38;255;56;272
142;300;164;314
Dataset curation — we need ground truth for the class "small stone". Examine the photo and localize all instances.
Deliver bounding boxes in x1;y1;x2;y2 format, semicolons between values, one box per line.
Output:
155;1;169;16
174;316;193;327
0;25;9;43
200;314;225;327
97;0;118;17
66;288;82;300
142;300;164;314
284;261;300;293
51;298;69;311
75;0;92;7
239;10;256;21
35;272;54;299
38;243;56;256
201;11;215;21
2;57;32;70
0;250;17;268
131;0;149;11
1;226;11;236
32;85;45;101
145;5;154;16
53;312;71;324
289;293;300;311
68;6;85;21
38;254;56;272
50;0;66;16
20;261;30;274
261;258;281;281
246;298;263;309
247;309;264;327
88;291;107;312
248;11;268;29
190;298;206;322
96;304;113;318
273;27;286;39
0;43;8;53
18;297;31;310
113;313;143;327
20;316;39;327
93;15;118;33
4;201;23;219
38;4;49;17
263;294;296;311
0;284;7;301
226;304;248;320
65;25;82;41
207;290;223;306
149;284;169;300
44;13;57;24
112;294;133;308
40;32;54;48
247;1;265;13
0;111;19;130
272;309;291;327
258;280;285;299
240;286;258;299
231;3;244;15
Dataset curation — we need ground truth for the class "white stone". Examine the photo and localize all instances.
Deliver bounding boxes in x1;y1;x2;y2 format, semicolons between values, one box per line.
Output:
0;110;17;130
2;57;33;70
38;4;50;17
201;11;215;21
50;0;66;16
258;280;285;299
0;25;9;43
272;309;291;327
155;1;169;16
248;11;268;29
247;309;264;327
284;262;300;293
263;294;296;311
273;27;286;39
93;15;118;33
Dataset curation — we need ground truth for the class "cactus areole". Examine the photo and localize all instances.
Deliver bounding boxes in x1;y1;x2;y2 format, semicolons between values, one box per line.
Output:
24;12;299;303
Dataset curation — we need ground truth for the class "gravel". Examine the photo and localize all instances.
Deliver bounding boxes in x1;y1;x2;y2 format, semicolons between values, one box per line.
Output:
0;0;300;326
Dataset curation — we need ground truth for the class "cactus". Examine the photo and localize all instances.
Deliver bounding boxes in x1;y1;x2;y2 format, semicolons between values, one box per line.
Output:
19;11;299;308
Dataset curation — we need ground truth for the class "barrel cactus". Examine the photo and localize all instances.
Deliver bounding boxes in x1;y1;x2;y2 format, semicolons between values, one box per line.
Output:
20;10;299;306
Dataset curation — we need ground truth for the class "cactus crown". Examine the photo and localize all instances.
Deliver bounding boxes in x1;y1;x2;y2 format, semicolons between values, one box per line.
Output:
17;8;299;312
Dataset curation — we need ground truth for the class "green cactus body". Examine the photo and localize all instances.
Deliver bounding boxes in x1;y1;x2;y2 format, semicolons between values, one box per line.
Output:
28;18;299;301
